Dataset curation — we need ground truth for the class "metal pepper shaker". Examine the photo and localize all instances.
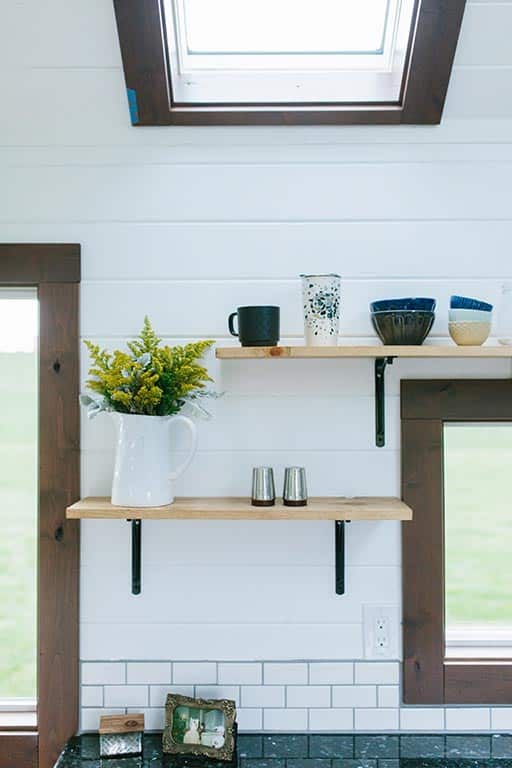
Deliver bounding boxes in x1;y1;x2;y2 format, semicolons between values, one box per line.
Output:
283;467;308;506
251;467;276;506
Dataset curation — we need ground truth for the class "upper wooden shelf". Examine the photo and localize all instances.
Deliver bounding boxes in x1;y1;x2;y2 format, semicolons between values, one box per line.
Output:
216;344;512;359
66;496;412;521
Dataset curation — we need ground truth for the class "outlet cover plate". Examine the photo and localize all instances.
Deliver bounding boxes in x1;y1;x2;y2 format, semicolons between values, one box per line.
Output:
363;604;400;659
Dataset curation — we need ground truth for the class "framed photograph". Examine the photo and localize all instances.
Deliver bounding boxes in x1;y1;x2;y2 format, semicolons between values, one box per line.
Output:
163;693;237;761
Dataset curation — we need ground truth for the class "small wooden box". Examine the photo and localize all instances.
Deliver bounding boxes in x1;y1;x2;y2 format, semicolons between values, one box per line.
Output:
99;713;145;758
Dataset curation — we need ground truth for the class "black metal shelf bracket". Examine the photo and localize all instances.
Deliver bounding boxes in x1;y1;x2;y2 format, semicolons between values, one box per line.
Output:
375;356;395;448
335;520;349;595
128;519;142;595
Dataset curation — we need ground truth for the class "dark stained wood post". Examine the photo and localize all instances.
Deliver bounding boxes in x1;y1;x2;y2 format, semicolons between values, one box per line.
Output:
402;379;512;705
0;245;80;768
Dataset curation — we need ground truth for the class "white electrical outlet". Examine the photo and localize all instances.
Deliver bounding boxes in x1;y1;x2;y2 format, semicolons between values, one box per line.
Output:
363;605;400;659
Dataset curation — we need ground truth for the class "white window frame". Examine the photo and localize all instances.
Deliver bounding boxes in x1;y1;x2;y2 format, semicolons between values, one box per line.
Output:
163;0;415;104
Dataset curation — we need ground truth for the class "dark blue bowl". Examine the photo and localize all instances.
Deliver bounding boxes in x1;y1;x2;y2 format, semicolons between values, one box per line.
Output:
370;297;436;313
450;295;493;312
371;310;435;346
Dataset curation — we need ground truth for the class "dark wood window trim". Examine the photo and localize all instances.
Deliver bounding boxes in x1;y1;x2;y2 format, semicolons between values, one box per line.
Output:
112;0;466;126
402;379;512;705
0;245;80;768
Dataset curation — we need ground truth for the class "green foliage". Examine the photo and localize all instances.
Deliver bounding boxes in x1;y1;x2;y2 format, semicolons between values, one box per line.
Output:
84;317;214;416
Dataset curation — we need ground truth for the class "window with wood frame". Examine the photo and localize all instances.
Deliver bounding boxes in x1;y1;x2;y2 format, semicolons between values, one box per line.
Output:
0;245;80;768
402;379;512;705
113;0;467;126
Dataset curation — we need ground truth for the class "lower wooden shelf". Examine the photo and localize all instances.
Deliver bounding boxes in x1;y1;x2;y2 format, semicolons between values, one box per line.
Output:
66;496;412;521
67;496;412;597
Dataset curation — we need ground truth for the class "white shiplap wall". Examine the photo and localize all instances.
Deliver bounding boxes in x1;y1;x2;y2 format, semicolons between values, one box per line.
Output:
2;0;512;733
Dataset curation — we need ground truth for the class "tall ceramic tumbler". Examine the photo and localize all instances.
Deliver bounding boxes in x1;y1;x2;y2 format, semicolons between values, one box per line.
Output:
301;273;341;346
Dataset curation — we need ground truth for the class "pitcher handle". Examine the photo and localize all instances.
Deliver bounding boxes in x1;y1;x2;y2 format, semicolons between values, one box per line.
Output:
168;415;198;481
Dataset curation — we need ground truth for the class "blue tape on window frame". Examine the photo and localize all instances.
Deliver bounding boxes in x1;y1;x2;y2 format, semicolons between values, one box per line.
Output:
127;88;139;125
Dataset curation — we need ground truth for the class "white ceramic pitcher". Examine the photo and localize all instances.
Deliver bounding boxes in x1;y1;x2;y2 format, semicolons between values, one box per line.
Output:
111;413;197;507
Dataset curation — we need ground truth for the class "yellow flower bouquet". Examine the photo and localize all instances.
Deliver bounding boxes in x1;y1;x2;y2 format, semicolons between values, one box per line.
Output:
81;317;216;419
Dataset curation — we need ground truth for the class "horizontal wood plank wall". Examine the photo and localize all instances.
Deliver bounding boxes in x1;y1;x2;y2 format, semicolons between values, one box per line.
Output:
3;0;512;733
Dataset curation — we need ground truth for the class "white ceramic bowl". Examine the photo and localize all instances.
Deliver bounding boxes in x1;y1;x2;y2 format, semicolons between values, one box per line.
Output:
448;308;493;323
449;321;491;346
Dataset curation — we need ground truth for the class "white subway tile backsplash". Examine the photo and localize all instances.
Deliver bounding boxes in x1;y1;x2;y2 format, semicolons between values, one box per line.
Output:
195;686;240;705
242;686;285;708
104;685;149;708
218;663;262;685
150;685;194;707
79;657;509;734
236;708;263;731
264;663;308;684
127;662;172;684
445;708;491;731
82;662;125;685
263;708;308;731
173;663;217;685
309;663;353;685
400;708;445;731
491;708;512;730
128;707;165;731
332;685;377;708
286;686;330;708
377;686;399;709
354;708;399;731
81;686;104;707
355;663;400;685
309;708;354;731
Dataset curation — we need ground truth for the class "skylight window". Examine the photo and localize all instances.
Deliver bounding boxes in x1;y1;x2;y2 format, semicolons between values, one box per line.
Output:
182;0;389;56
113;0;467;125
165;0;414;102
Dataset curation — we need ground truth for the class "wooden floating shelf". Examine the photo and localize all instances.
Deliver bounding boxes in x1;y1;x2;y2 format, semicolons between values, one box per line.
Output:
66;496;412;521
216;344;512;447
67;497;412;596
216;344;512;359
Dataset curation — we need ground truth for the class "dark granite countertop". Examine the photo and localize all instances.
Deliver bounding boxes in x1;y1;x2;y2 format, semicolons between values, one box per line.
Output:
55;734;512;768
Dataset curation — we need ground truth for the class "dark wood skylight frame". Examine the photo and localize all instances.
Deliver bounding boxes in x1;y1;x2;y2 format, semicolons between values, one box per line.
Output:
113;0;466;126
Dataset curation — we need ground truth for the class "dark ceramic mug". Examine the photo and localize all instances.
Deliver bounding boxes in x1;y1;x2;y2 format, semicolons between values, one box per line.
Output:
228;306;280;347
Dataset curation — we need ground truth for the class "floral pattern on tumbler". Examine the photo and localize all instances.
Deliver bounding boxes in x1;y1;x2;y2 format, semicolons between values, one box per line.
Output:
301;273;341;346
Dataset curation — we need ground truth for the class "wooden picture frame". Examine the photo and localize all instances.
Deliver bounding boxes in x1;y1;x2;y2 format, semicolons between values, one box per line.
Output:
112;0;467;126
0;245;80;768
163;694;237;761
402;379;512;704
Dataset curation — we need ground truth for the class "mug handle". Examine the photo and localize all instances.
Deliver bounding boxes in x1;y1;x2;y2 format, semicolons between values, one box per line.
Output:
168;415;198;480
228;312;239;337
